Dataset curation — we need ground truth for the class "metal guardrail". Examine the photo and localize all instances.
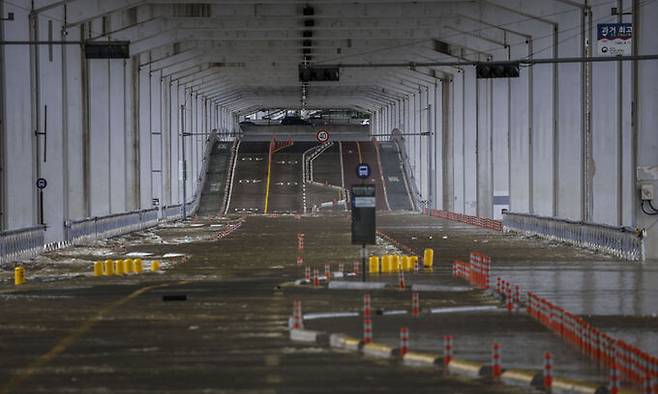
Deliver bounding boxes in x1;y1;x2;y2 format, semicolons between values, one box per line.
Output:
64;208;160;244
0;226;46;264
162;204;183;220
2;133;223;261
502;212;644;261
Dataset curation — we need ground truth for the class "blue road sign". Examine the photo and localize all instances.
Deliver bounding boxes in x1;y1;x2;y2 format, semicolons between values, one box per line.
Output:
357;163;371;179
36;178;47;190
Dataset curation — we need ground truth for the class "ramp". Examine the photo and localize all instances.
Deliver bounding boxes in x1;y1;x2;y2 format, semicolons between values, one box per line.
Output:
197;141;234;216
379;141;415;211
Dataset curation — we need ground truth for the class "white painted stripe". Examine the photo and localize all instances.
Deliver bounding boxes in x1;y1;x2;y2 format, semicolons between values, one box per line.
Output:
303;312;359;320
429;306;499;314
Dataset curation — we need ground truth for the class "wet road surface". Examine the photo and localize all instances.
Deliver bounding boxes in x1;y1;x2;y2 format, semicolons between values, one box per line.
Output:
378;213;658;360
0;214;529;394
227;142;269;214
1;212;656;393
341;142;388;211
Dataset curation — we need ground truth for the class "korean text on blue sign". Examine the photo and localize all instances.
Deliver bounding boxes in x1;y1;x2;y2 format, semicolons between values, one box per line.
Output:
597;23;632;40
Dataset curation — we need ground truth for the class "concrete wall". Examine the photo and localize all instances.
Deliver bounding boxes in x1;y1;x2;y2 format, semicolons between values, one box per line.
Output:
371;0;658;258
0;2;236;240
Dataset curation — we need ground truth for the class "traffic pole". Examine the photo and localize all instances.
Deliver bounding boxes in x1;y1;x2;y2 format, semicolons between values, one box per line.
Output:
363;317;373;344
444;336;454;366
411;292;420;317
313;268;319;287
363;293;372;319
399;327;409;357
292;300;303;329
544;352;553;390
492;342;502;380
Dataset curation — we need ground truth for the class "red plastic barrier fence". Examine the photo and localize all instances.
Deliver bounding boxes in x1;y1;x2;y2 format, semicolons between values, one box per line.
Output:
425;209;503;232
452;252;492;290
526;291;658;389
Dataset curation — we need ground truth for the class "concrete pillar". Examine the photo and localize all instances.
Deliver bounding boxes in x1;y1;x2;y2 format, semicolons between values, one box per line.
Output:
492;78;510;220
109;58;127;214
0;1;4;230
3;0;36;230
149;69;162;210
509;43;532;214
138;63;151;209
88;30;111;216
169;80;180;204
125;56;140;211
36;8;66;241
463;67;477;216
453;70;465;214
161;76;172;206
635;0;658;259
441;77;454;212
476;78;493;218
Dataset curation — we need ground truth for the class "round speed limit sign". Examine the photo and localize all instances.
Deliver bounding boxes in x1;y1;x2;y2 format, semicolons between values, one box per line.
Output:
316;129;329;143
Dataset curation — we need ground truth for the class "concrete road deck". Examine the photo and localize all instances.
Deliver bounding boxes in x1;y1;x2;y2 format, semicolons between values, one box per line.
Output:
1;212;655;393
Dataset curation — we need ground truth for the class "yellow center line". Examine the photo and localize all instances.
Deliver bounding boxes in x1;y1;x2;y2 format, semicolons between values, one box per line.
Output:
264;151;273;214
1;280;188;394
356;142;363;163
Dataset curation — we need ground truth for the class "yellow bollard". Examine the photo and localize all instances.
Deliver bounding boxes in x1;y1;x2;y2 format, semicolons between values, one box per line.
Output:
14;267;25;286
93;261;103;277
123;259;133;274
424;248;434;268
368;256;380;273
392;255;401;272
410;256;419;271
380;255;390;273
104;259;114;276
114;260;125;275
401;256;411;272
385;254;393;272
134;259;143;273
151;260;160;272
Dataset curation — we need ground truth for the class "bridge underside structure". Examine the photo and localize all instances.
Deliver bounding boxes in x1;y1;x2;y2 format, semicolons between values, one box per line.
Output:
1;0;657;258
2;1;658;393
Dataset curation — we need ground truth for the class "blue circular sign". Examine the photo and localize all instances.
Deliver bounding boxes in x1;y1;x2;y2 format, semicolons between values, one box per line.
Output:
356;163;371;179
36;178;47;190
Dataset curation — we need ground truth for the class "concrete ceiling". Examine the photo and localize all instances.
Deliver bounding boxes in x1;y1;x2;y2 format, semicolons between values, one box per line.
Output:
35;0;578;112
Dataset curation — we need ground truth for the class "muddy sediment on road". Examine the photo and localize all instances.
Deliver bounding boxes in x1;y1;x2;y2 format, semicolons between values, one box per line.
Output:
0;212;649;393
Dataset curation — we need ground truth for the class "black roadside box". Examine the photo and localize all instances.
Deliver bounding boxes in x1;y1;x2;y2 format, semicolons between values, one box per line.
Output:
351;184;376;245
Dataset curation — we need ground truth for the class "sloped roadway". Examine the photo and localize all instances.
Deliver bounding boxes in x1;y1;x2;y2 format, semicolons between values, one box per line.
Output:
0;215;526;394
